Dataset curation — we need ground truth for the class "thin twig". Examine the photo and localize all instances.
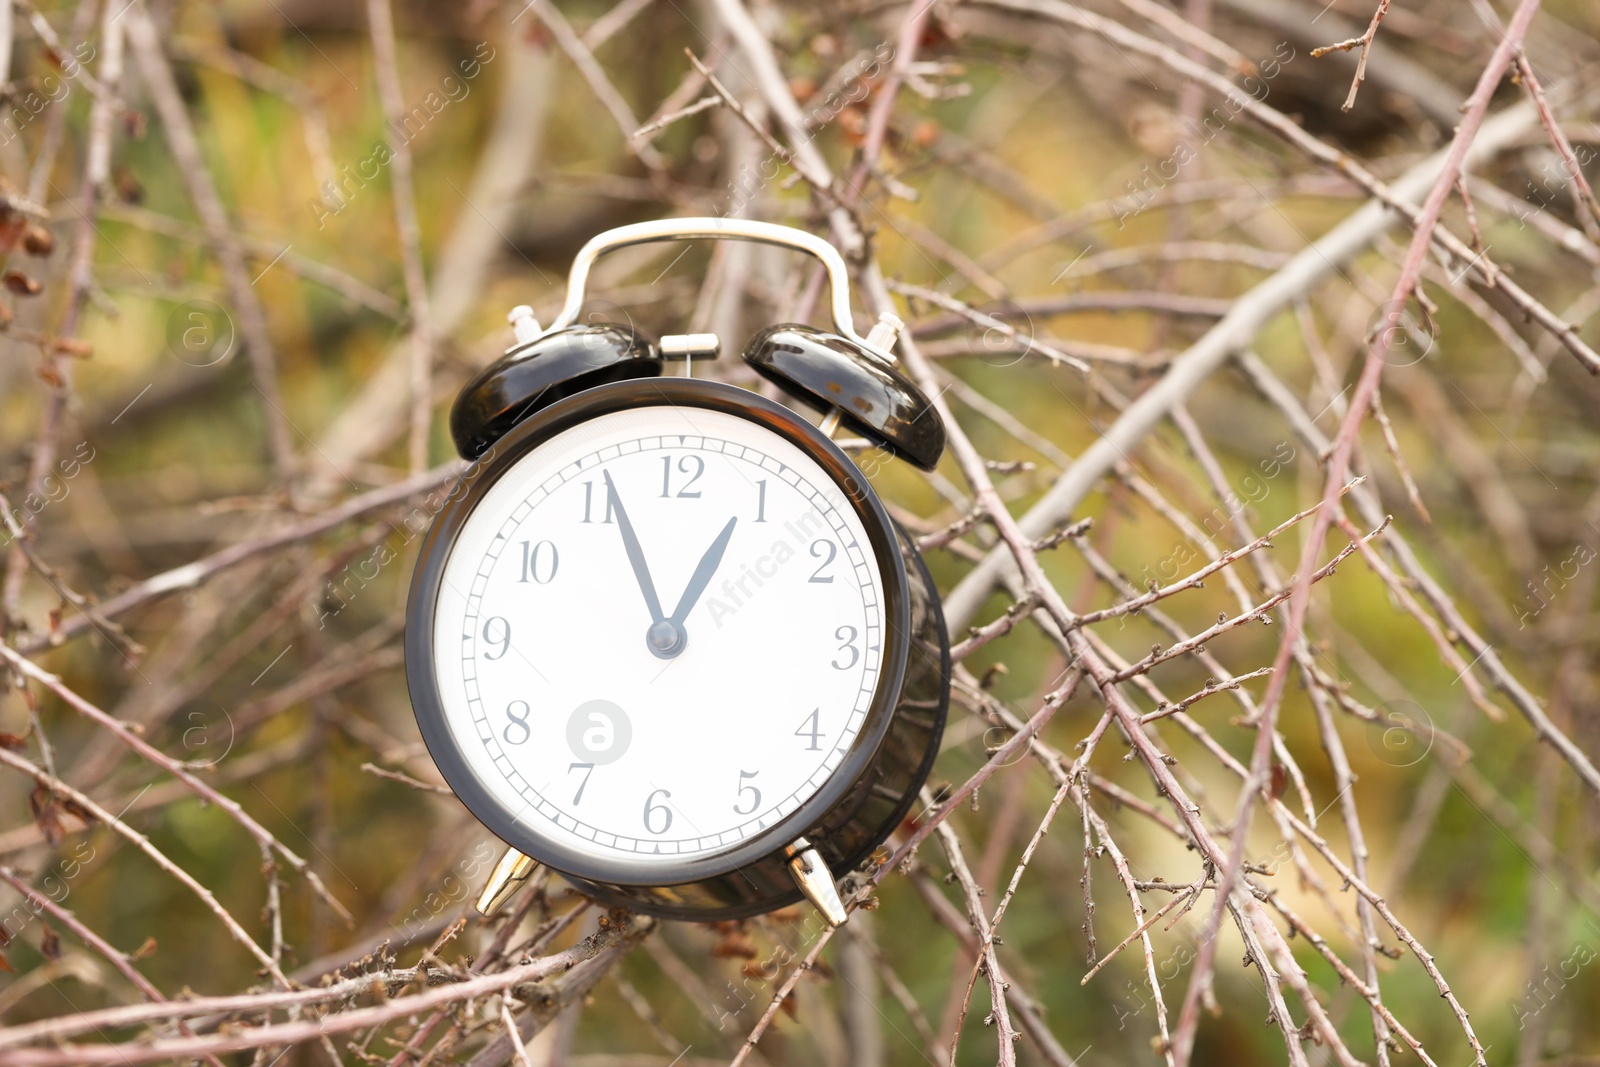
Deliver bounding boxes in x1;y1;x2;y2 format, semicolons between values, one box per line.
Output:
1311;0;1392;111
365;0;437;475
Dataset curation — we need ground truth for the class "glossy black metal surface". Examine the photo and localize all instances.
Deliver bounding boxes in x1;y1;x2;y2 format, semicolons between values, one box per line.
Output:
744;324;946;471
408;378;950;921
448;325;662;460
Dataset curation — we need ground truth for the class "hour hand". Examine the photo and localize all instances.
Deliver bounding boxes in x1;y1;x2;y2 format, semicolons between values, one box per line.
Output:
669;516;738;627
603;471;665;625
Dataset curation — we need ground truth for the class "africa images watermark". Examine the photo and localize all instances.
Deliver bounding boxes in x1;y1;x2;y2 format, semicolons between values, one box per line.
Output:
1;838;97;944
316;444;499;629
719;42;895;219
713;897;844;1030
309;41;497;229
1515;524;1599;630
1134;440;1297;590
393;838;499;938
1509;142;1600;231
1106;42;1296;230
1509;932;1600;1031
0;40;97;149
700;507;831;627
0;441;96;550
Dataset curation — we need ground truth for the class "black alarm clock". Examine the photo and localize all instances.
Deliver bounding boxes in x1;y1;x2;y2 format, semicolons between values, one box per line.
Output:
405;219;950;925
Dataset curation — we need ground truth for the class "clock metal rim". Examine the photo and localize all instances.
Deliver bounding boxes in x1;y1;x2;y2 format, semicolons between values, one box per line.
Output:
406;377;914;889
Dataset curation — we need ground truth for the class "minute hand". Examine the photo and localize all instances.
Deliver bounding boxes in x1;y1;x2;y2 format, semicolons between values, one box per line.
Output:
603;471;665;623
669;517;738;625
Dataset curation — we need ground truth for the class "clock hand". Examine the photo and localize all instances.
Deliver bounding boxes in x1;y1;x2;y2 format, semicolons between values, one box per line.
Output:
603;471;665;624
668;516;738;626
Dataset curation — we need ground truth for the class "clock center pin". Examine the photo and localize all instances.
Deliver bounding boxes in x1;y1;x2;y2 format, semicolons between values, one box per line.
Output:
645;618;686;658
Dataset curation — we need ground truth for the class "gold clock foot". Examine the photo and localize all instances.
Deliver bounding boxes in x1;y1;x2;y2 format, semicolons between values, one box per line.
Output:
476;847;538;917
786;838;848;927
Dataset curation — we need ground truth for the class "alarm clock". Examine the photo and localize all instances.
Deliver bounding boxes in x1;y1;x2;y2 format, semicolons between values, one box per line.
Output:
405;218;951;925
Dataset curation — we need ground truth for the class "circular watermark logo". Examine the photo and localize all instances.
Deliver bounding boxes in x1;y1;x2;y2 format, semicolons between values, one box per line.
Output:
166;300;235;367
977;303;1037;369
1365;699;1435;767
164;700;235;769
965;719;1030;769
577;298;638;347
566;699;632;765
1366;298;1437;368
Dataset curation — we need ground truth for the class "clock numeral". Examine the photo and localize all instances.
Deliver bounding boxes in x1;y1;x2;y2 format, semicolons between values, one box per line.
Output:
794;707;823;751
568;762;595;804
503;700;531;745
808;540;837;583
832;625;860;670
733;770;762;815
660;455;705;498
754;479;768;522
581;480;616;524
481;616;512;660
517;539;559;583
642;788;674;835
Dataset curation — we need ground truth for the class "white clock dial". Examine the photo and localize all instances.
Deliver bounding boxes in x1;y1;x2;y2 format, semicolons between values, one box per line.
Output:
430;404;885;864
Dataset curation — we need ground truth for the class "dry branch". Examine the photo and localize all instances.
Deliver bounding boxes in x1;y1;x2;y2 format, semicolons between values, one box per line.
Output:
0;1;1596;1064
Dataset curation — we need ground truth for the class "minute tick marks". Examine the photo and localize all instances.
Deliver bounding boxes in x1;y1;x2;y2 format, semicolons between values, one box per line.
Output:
437;407;883;859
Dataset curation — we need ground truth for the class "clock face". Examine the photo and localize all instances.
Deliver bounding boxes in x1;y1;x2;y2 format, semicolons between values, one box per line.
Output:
426;402;887;874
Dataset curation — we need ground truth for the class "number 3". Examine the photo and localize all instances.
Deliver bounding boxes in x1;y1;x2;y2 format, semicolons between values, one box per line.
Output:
832;625;859;670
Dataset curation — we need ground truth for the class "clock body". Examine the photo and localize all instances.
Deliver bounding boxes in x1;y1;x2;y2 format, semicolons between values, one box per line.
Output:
406;378;949;920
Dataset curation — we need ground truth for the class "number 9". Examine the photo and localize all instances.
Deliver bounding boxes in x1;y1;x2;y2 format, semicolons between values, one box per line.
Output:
481;616;511;660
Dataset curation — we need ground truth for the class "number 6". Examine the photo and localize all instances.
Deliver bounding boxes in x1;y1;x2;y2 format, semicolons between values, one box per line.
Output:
643;789;673;834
